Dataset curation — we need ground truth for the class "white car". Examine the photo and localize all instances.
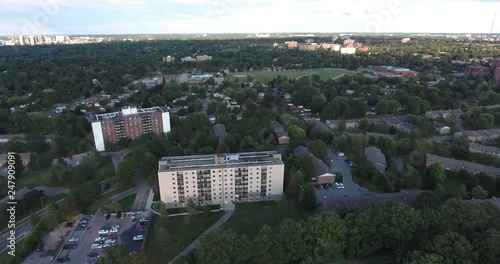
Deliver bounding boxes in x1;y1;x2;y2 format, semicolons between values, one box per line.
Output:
68;237;79;242
334;182;341;189
91;243;103;249
95;236;106;242
133;235;144;241
98;229;109;235
139;218;148;222
105;239;117;244
113;224;120;229
337;152;345;157
131;213;136;219
339;183;345;189
109;227;118;233
103;243;111;248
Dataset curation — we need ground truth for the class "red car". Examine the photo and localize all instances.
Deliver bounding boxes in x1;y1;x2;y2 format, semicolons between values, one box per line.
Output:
137;225;146;231
314;185;321;190
107;235;117;240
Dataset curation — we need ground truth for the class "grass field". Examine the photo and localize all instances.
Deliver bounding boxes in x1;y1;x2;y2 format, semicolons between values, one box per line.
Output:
222;201;306;238
116;193;137;211
145;212;224;264
95;157;116;182
228;68;354;82
19;169;57;189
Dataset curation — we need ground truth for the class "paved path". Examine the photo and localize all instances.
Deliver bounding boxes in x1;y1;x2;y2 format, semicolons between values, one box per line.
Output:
169;207;235;263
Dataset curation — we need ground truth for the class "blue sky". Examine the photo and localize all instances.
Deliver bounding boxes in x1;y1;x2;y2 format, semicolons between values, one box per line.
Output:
1;0;499;35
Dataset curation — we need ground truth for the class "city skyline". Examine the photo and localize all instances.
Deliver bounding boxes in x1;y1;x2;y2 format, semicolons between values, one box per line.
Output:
1;0;500;35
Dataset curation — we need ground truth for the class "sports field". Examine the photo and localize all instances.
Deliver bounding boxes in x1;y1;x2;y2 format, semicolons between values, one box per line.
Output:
229;68;354;82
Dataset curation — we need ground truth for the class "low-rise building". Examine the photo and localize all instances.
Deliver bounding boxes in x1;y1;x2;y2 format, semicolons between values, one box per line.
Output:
0;153;31;166
469;143;500;157
340;47;356;54
426;154;500;176
158;152;285;208
270;121;290;145
464;65;490;78
325;119;360;130
465;129;500;142
434;123;451;135
425;109;462;119
378;115;416;133
294;146;335;184
365;147;386;174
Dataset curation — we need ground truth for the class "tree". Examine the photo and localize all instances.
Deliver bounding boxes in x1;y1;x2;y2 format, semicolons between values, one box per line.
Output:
471;185;489;199
157;226;170;252
309;139;327;162
203;204;212;216
288;124;306;147
303;212;348;260
141;152;158;181
285;171;300;201
252;225;275;263
116;160;135;188
186;198;199;221
99;244;129;264
422;231;478;264
101;199;123;214
158;201;169;225
472;228;500;264
29;152;41;170
29;213;40;226
424;163;445;189
302;183;317;211
195;228;251;264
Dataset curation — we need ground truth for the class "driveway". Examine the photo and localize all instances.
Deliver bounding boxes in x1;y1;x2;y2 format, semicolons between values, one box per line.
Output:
314;148;371;201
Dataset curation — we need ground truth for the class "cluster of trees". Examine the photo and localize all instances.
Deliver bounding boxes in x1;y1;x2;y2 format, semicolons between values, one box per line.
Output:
0;190;44;228
193;197;500;264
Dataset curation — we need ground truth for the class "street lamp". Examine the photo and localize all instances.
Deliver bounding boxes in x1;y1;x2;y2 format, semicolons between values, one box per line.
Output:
40;197;45;209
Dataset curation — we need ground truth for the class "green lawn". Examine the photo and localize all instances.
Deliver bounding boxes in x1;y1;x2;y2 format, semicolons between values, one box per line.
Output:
116;193;137;211
145;212;224;264
222;201;307;238
352;173;388;193
95;157;116;182
166;204;220;215
228;68;353;82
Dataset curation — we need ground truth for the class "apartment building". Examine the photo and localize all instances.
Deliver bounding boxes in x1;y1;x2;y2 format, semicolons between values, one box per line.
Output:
91;106;171;151
158;152;285;208
465;129;500;142
425;109;462;119
469;143;500;157
464;65;490;78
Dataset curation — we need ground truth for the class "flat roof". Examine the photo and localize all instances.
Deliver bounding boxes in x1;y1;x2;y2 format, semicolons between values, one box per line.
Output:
91;106;168;122
159;151;283;172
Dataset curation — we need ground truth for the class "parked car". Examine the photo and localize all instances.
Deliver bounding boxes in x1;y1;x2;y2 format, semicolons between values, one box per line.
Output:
75;226;84;231
95;236;106;242
109;227;118;233
339;183;345;189
105;239;117;244
113;224;120;229
68;237;79;242
107;235;118;240
337;152;345;157
56;256;70;262
322;184;329;190
328;183;334;188
314;185;321;190
334;182;341;189
131;213;136;220
91;243;103;249
103;243;111;248
133;235;144;241
137;225;146;231
98;229;109;235
116;213;121;219
63;243;77;250
87;252;99;258
120;214;125;220
82;216;92;221
105;214;111;220
139;218;149;222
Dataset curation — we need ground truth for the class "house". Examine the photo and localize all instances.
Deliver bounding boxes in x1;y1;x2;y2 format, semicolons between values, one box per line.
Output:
426;154;500;176
321;189;422;212
325;119;360;130
378;115;416;133
365;147;387;174
425;109;462;119
469;143;500;157
434;123;451;135
0;153;31;166
465;129;500;142
213;124;228;143
270;121;290;145
293;146;335;184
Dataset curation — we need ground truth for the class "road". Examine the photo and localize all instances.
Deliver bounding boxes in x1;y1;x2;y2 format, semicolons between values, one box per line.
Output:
130;170;151;211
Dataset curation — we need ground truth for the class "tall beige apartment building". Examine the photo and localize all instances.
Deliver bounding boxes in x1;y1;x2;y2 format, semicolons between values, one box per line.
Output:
158;152;285;208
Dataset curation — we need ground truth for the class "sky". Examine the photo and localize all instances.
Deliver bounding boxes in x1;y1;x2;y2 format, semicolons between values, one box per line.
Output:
0;0;500;35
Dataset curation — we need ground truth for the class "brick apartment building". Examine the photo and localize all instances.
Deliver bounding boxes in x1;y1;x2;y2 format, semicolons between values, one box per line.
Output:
464;65;490;78
90;106;171;151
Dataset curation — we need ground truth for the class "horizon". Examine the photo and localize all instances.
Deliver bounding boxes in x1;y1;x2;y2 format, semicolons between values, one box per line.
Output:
1;0;500;35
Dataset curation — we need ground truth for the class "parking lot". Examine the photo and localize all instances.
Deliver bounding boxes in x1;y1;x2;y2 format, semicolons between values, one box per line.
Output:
53;211;151;264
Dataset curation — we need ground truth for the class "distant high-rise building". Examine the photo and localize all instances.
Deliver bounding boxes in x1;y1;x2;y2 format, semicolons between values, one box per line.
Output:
18;35;24;45
490;58;500;69
196;55;212;61
494;67;500;84
90;106;171;151
464;65;490;78
28;35;35;45
340;47;356;54
285;41;298;49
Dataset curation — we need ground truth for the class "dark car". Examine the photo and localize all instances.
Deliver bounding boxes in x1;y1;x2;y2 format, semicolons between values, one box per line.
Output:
56;257;70;262
322;184;329;190
63;243;78;250
82;216;92;221
328;183;334;188
87;252;99;257
75;226;84;231
116;213;121;219
105;214;111;220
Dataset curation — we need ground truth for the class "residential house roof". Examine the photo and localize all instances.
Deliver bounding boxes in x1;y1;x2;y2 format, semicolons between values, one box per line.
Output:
270;121;289;139
293;146;335;179
426;153;500;176
465;129;500;139
378;115;416;132
365;147;387;174
366;132;397;141
469;143;500;156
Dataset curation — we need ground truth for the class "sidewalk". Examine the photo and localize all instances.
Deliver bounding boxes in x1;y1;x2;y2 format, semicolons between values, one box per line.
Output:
169;203;235;263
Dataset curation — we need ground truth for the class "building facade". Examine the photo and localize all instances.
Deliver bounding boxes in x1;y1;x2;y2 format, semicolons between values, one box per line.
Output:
158;152;285;208
91;106;171;151
464;65;490;78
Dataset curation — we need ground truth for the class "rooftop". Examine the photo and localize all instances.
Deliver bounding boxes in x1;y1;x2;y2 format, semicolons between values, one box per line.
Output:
90;106;168;122
465;129;500;138
159;151;283;172
365;147;387;174
270;121;289;138
426;154;500;176
469;143;500;155
293;146;334;178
